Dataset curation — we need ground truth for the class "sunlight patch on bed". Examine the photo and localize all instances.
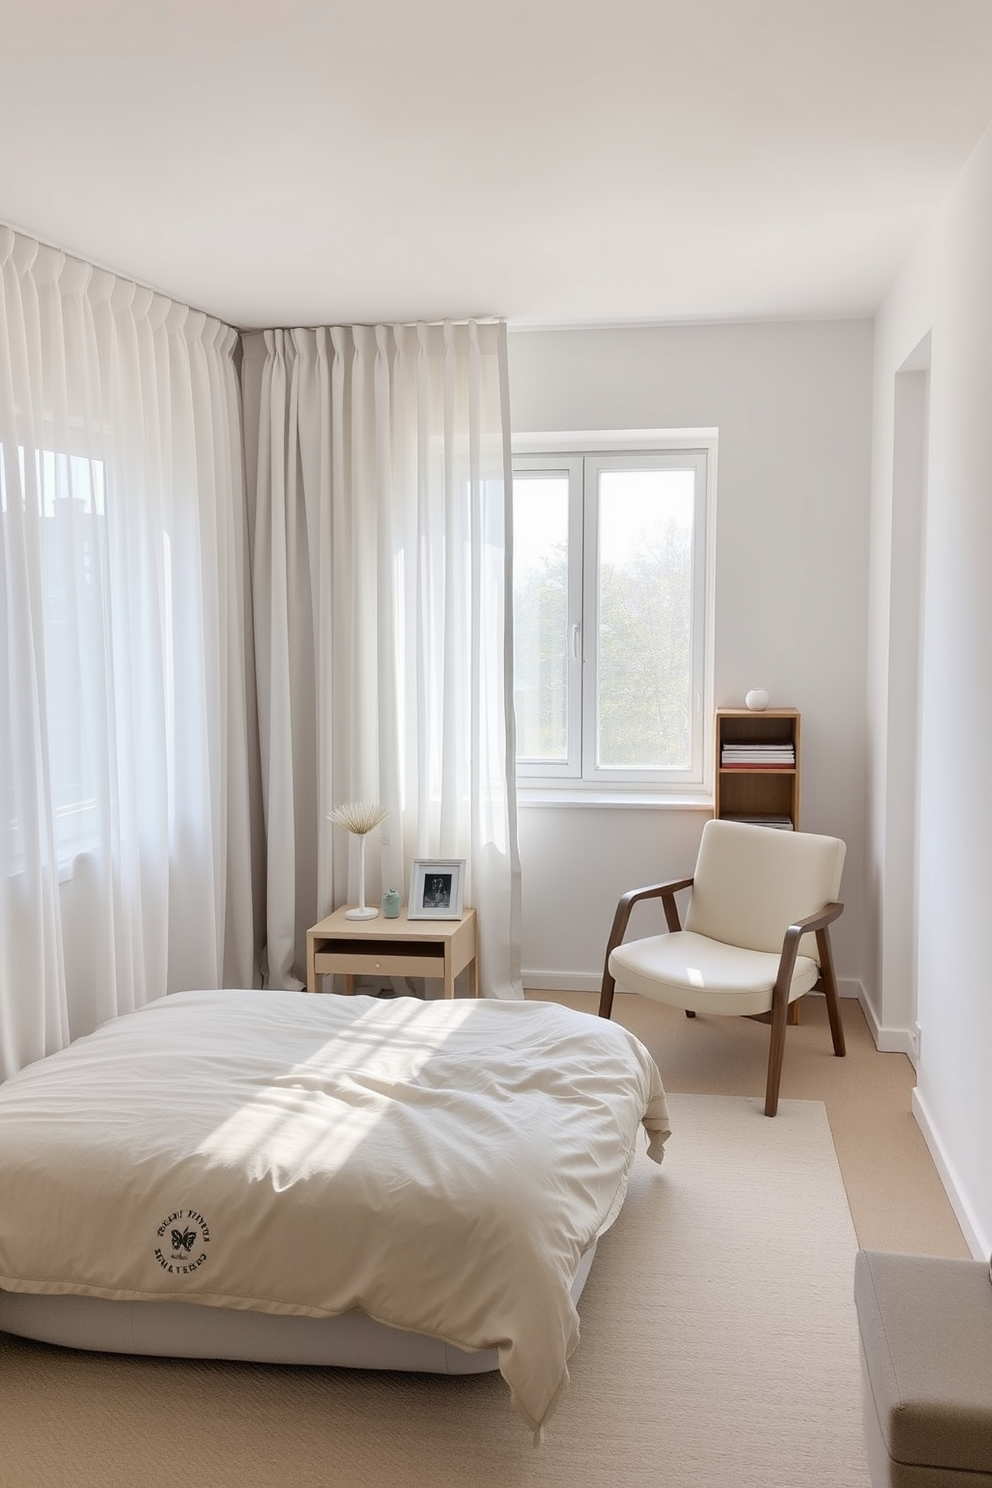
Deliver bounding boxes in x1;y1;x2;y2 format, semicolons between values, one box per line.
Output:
195;996;479;1180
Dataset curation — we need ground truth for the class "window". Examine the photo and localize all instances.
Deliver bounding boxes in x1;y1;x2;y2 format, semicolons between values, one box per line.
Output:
2;442;109;869
512;433;714;793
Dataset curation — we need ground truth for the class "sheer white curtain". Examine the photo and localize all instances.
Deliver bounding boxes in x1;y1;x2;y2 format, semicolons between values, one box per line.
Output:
0;228;256;1079
242;319;521;998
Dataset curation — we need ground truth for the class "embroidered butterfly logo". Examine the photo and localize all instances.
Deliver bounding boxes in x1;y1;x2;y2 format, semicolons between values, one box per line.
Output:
172;1227;198;1255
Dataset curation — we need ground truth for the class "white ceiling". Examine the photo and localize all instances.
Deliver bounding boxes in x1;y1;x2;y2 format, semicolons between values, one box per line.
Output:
2;0;992;331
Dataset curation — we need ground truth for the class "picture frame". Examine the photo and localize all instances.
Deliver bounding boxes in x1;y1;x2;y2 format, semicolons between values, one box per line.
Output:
407;859;465;920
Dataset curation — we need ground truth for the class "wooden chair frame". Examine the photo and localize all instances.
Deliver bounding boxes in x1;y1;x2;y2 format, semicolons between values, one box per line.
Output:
598;876;845;1116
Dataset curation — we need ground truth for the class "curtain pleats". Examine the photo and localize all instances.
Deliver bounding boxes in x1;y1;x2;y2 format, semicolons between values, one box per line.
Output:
0;228;256;1078
1;223;523;1074
242;320;521;998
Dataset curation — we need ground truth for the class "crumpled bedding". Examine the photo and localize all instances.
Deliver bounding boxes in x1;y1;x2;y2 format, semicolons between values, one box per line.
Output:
0;988;670;1435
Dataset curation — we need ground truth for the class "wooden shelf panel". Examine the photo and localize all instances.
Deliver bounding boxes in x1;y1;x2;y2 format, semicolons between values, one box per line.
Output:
718;766;796;773
715;707;800;830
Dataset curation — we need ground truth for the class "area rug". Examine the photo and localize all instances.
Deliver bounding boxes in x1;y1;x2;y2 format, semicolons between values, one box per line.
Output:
0;1095;869;1488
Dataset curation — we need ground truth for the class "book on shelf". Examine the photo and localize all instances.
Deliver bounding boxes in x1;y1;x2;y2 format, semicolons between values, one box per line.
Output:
721;814;794;830
720;762;795;770
720;745;795;767
720;744;794;755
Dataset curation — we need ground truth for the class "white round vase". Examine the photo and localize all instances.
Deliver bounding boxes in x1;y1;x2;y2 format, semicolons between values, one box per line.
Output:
744;688;770;711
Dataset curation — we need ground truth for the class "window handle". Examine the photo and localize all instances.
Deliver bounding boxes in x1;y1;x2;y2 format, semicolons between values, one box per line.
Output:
571;623;581;662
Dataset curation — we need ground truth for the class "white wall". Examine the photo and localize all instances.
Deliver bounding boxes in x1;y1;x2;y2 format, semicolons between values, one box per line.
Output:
507;320;873;997
869;120;992;1260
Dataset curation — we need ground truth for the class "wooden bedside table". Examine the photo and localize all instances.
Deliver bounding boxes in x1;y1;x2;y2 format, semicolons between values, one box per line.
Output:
306;906;479;998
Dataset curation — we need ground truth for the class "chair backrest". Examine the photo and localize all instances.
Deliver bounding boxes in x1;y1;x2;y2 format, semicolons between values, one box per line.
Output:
684;818;846;956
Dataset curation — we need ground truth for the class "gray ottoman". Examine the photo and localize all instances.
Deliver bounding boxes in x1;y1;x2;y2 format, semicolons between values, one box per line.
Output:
854;1249;992;1487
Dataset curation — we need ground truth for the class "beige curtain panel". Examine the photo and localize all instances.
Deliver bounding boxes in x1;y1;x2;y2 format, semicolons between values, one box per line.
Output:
0;227;256;1077
241;320;521;998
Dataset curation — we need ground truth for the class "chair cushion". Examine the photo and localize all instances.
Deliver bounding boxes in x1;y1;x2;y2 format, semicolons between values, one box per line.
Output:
608;929;820;1016
685;818;846;957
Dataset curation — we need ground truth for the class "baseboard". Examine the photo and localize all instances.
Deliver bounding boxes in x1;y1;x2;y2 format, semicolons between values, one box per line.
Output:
911;1085;988;1262
522;972;866;999
523;972;601;995
856;988;916;1058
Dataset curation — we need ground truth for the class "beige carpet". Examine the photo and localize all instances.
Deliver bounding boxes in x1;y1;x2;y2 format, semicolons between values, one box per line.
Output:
568;990;969;1259
0;1093;869;1488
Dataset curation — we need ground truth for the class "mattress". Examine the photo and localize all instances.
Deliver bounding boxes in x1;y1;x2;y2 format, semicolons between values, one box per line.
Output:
0;989;670;1436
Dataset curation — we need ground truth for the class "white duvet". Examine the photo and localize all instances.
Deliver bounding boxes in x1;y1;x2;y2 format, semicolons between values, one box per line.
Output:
0;989;670;1435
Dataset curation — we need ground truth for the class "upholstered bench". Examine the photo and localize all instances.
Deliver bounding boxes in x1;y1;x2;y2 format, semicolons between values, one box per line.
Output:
854;1249;992;1487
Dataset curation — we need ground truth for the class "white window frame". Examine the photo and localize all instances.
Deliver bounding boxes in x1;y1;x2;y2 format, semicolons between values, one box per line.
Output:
512;429;717;800
510;452;583;781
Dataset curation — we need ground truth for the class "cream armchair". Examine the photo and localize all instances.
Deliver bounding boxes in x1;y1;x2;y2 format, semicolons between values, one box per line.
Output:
599;818;847;1116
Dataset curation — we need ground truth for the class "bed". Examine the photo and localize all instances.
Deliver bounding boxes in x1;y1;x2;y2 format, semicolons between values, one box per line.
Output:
0;988;670;1438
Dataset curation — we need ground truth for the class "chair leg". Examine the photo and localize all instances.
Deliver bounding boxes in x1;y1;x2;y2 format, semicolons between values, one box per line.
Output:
816;928;846;1057
599;970;616;1020
764;988;791;1117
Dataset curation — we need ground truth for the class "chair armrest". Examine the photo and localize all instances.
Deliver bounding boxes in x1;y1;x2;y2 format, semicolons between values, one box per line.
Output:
599;876;694;1018
773;898;844;970
787;901;844;937
608;877;695;949
771;902;844;1007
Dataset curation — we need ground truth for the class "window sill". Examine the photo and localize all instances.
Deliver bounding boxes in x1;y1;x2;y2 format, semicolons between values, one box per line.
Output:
516;788;714;809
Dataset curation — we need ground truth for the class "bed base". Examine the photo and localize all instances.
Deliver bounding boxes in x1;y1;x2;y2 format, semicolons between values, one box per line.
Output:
0;1239;597;1376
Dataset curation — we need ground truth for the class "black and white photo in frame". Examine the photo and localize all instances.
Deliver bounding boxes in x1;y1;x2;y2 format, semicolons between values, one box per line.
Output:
408;859;465;919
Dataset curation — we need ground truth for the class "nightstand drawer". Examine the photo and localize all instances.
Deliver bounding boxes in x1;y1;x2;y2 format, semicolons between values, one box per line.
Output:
314;943;446;978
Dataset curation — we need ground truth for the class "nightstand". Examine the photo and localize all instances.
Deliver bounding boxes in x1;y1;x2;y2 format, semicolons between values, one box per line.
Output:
306;906;479;998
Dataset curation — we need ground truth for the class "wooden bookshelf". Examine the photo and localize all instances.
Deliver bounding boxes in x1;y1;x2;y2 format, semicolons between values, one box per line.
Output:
714;708;800;831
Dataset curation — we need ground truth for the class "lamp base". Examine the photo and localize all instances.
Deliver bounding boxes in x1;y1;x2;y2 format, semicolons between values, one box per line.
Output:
345;906;379;920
